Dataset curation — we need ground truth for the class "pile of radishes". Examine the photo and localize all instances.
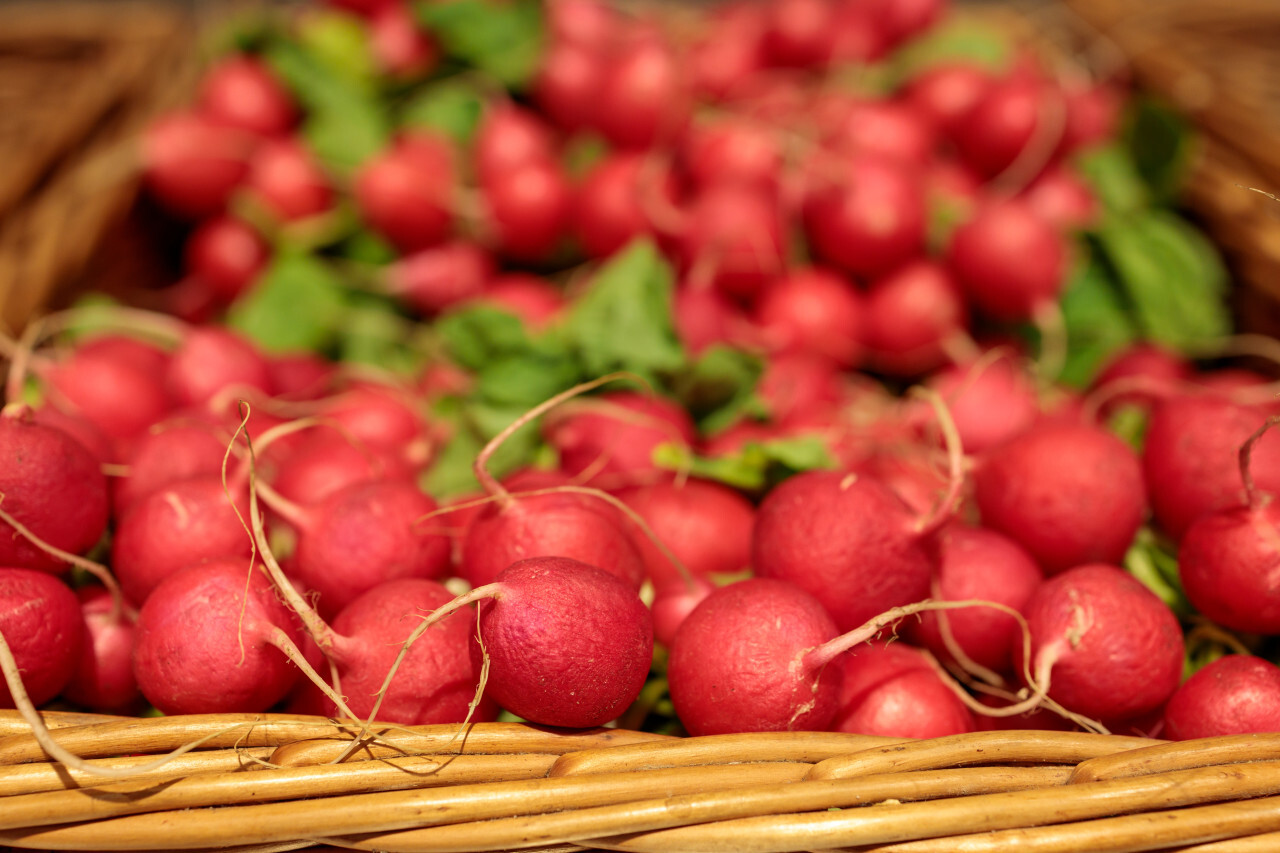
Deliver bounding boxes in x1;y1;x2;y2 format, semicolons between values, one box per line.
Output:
5;0;1280;750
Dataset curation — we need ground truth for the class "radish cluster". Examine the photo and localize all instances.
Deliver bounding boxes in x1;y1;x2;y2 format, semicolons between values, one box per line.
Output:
3;0;1279;746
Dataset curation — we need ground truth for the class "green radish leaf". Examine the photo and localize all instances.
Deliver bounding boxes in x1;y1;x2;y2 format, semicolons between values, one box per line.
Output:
337;229;399;265
564;239;687;384
1075;144;1149;214
399;77;486;143
1124;96;1196;202
887;18;1011;84
413;0;545;90
475;353;583;408
653;436;835;493
227;251;348;354
1124;527;1193;618
422;419;485;498
294;10;379;90
434;306;534;372
668;345;767;436
467;399;545;473
1057;249;1136;388
335;295;423;374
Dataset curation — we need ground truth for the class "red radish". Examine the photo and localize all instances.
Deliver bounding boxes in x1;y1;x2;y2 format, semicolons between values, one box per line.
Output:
1059;84;1122;156
355;133;454;253
1015;564;1183;724
71;333;171;376
678;184;785;299
1089;343;1193;415
829;2;889;63
924;354;1040;455
911;527;1044;674
822;98;935;167
112;421;231;515
183;216;269;302
474;274;566;329
268;352;337;400
681;118;782;195
753;266;866;369
1163;656;1280;740
867;0;945;45
862;260;968;377
164;326;273;409
30;406;114;468
756;351;850;424
317;383;431;468
688;3;766;100
142;112;256;219
243;137;333;222
481;158;574;262
271;429;413;509
198;55;297;138
595;36;690;149
63;586;140;714
475;104;557;183
0;568;83;707
802;153;926;279
903;63;993;136
542;390;697;490
946;198;1069;323
855;449;951;517
673;285;754;356
533;43;603;132
547;0;617;46
0;408;110;573
762;0;835;68
668;578;841;735
369;1;437;79
1142;395;1280;541
973;420;1145;575
831;641;976;738
575;153;677;259
951;75;1060;180
650;575;714;647
1178;417;1280;634
387;240;495;315
1020;166;1098;229
616;479;755;589
132;559;304;714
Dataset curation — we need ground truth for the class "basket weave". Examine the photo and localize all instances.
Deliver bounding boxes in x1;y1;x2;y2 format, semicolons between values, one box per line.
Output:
3;711;1280;852
0;2;200;335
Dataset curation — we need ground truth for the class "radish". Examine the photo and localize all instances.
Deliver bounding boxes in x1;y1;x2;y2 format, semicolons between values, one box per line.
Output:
268;352;337;400
1021;165;1098;229
678;184;785;300
650;575;714;647
924;353;1040;455
752;267;867;369
354;133;454;253
616;478;756;589
386;240;495;315
243;137;334;223
1178;416;1280;634
474;274;566;330
316;382;432;470
368;1;437;80
0;406;110;573
688;3;766;100
595;36;690;150
269;429;412;509
480;158;574;262
0;568;83;708
63;586;140;714
131;559;305;714
831;640;976;738
1163;656;1280;740
475;104;557;183
533;42;603;132
112;421;231;516
1015;563;1183;725
183;216;270;302
1142;395;1280;540
668;577;842;735
822;98;935;167
680;117;782;195
973;420;1146;575
575;152;678;259
756;351;850;424
29;406;115;468
165;326;273;409
862;260;967;377
902;63;993;137
951;75;1061;180
198;55;298;138
1088;342;1193;415
142;112;256;219
673;285;754;356
761;0;836;68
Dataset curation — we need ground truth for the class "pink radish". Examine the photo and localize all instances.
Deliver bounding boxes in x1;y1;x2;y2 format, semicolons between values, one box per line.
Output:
0;568;83;707
668;577;841;735
268;352;337;400
474;104;557;183
132;559;304;714
673;285;755;356
1020;165;1098;229
369;1;437;80
0;407;110;573
142;112;256;219
752;267;867;369
480;158;574;262
923;353;1040;455
595;36;690;150
688;3;766;100
386;240;495;315
1178;416;1280;634
650;575;714;647
165;326;273;409
822;98;935;167
533;43;603;132
546;0;618;47
354;133;454;253
973;420;1146;575
681;117;782;195
1088;343;1193;415
831;640;976;738
678;184;785;300
903;63;993;137
761;0;836;68
862;260;968;377
243;137;334;222
1015;564;1183;725
574;152;678;259
316;382;432;470
270;429;413;509
183;216;270;302
198;55;298;138
63;586;140;714
30;406;115;468
112;421;231;516
756;351;851;424
1163;656;1280;740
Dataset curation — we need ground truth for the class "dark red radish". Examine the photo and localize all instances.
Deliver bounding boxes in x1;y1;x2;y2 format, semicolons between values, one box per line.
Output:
142;112;256;219
924;354;1040;455
243;137;333;222
533;43;603;132
946;198;1069;323
681;117;782;196
132;559;304;715
650;575;714;647
165;326;273;409
575;152;678;259
542;390;697;490
311;578;494;725
830;640;976;738
863;260;967;377
1021;165;1098;230
480;158;574;262
678;184;785;300
1164;656;1280;740
668;577;841;735
473;274;566;329
475;104;557;183
595;36;690;150
271;429;413;509
386;240;495;315
369;1;437;79
753;266;866;369
110;475;253;606
802;153;926;279
112;421;232;516
911;527;1044;675
354;133;454;253
183;216;269;302
63;586;140;714
973;420;1145;575
903;63;993;137
616;479;755;589
1143;395;1280;541
198;55;297;138
951;75;1061;180
0;408;110;573
761;0;835;68
0;568;83;708
1015;564;1183;724
822;98;935;167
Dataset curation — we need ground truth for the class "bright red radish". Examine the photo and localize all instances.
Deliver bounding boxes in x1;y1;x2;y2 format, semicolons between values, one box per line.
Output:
0;568;83;707
1021;165;1098;229
474;274;566;329
831;641;976;738
142;112;256;219
132;559;304;714
317;382;432;469
673;285;754;356
688;3;766;100
1015;564;1183;724
243;137;333;222
355;133;454;253
595;36;689;149
1163;656;1280;740
903;63;992;136
480;158;573;262
30;406;115;468
475;104;557;182
165;326;273;409
1089;343;1194;415
650;575;714;648
911;527;1044;674
753;267;866;369
63;586;140;714
533;43;603;132
863;260;967;377
0;408;110;573
269;352;336;400
973;420;1145;575
184;216;269;302
198;55;297;138
668;578;841;735
822;98;935;167
761;0;835;68
756;351;850;424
